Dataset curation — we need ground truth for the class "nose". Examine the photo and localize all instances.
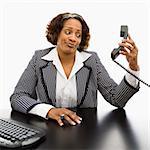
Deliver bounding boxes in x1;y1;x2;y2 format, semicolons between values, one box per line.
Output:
69;34;77;42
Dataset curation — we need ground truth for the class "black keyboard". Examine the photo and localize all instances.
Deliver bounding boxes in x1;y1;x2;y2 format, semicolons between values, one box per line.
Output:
0;118;46;149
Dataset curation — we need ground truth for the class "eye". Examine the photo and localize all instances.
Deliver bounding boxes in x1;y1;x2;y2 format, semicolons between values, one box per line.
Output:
76;33;81;38
64;30;71;35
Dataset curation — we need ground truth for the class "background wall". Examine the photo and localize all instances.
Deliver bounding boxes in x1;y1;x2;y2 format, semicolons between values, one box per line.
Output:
0;0;149;113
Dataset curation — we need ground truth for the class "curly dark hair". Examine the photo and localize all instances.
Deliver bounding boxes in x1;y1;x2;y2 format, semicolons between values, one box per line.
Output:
46;12;90;51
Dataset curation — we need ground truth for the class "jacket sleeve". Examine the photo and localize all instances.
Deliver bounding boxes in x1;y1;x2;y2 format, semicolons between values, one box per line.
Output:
94;52;140;108
10;51;41;114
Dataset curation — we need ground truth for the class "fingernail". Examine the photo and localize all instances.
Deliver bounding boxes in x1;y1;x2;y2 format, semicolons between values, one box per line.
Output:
72;122;76;125
79;117;82;121
60;123;64;126
77;120;81;124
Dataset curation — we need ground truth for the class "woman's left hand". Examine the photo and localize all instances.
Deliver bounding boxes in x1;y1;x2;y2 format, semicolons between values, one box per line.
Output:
119;34;140;71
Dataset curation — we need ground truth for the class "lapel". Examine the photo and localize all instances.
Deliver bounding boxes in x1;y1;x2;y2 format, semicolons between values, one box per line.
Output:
39;60;57;105
76;64;91;106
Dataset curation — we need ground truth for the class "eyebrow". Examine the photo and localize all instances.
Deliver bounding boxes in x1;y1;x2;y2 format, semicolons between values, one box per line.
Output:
63;26;82;32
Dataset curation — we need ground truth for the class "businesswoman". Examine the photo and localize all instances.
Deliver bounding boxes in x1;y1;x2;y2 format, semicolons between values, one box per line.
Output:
10;12;140;126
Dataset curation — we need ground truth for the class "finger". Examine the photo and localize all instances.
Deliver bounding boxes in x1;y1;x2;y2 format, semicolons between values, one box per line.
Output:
119;43;133;51
127;33;134;42
127;34;138;51
68;112;82;124
65;109;82;123
122;33;135;48
64;114;76;125
52;112;64;126
119;50;128;55
127;33;131;39
60;108;77;125
56;116;64;126
122;39;135;48
62;108;82;124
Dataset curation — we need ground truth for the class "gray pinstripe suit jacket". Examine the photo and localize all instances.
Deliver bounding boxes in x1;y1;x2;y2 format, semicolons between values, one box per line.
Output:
10;47;140;114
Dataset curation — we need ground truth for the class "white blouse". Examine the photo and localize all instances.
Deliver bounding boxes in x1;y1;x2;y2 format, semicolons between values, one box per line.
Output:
46;48;91;108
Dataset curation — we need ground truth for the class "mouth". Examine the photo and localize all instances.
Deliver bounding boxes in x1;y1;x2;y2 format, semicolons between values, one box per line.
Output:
66;43;76;49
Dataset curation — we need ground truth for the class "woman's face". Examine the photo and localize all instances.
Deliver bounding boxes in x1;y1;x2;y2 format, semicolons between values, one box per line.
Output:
57;18;82;55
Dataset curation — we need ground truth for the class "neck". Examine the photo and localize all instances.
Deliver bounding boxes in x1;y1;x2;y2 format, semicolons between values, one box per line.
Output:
57;49;76;65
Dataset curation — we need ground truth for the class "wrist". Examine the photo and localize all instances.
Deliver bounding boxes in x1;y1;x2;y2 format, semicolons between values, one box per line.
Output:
46;108;54;119
129;64;140;71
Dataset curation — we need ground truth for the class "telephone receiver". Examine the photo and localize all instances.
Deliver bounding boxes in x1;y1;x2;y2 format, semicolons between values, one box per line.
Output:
111;25;150;87
111;25;128;60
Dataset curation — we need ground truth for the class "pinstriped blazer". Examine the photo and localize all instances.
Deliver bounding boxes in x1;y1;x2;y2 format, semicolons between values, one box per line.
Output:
10;47;140;114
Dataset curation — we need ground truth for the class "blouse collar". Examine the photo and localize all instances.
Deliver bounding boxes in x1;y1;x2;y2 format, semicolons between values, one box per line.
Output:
41;47;91;79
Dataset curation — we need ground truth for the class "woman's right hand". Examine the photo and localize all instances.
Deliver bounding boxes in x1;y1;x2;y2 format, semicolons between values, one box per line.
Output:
47;108;82;126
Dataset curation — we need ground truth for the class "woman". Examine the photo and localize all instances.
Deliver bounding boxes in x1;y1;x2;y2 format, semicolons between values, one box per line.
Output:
10;12;140;126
